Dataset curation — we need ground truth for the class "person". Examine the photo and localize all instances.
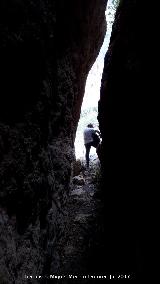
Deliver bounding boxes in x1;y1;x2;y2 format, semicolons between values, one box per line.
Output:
83;123;101;168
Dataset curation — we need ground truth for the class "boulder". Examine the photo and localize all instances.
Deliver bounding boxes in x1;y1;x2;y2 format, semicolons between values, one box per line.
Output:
72;175;85;185
72;159;82;176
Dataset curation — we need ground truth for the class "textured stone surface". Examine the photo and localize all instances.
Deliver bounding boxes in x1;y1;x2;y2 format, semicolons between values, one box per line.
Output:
72;159;83;176
0;0;107;282
98;0;156;279
72;176;85;186
1;0;156;280
58;0;108;133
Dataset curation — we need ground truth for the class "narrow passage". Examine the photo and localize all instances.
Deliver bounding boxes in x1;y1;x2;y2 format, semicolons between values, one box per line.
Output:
56;158;104;283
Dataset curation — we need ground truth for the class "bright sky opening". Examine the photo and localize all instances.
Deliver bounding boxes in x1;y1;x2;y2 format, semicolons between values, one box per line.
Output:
75;0;117;160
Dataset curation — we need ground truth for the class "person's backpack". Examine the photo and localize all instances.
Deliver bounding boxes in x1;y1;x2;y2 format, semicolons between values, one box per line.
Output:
92;131;100;148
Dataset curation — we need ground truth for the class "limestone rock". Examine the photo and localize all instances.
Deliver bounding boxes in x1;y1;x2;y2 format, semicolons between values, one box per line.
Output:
0;0;108;281
72;159;82;176
72;175;85;186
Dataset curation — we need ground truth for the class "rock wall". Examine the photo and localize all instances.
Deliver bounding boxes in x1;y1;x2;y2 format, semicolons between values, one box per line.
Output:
0;0;107;282
57;0;107;133
98;0;157;279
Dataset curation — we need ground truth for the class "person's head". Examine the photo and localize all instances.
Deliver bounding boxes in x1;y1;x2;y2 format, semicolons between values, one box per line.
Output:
87;123;93;128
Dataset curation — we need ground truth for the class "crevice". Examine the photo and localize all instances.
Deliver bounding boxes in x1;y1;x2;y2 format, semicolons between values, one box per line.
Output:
0;0;154;281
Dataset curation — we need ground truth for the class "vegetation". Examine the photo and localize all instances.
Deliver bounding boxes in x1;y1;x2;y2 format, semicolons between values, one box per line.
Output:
112;0;120;10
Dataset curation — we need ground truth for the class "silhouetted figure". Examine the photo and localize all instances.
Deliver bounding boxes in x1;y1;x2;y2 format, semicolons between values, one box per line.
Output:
83;123;101;168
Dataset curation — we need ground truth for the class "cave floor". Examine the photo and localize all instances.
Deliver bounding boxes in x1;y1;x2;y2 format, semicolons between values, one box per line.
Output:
56;159;104;283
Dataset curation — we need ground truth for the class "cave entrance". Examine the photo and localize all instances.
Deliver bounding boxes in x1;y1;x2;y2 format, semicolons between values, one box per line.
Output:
75;0;118;161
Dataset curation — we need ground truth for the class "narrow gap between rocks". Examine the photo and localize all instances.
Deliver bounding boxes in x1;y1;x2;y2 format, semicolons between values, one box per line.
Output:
55;2;119;282
74;0;117;163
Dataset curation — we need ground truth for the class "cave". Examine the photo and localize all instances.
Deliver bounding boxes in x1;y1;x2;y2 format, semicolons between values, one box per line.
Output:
0;0;157;282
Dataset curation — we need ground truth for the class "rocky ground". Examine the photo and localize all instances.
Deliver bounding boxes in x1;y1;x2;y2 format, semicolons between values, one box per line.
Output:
54;157;105;283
